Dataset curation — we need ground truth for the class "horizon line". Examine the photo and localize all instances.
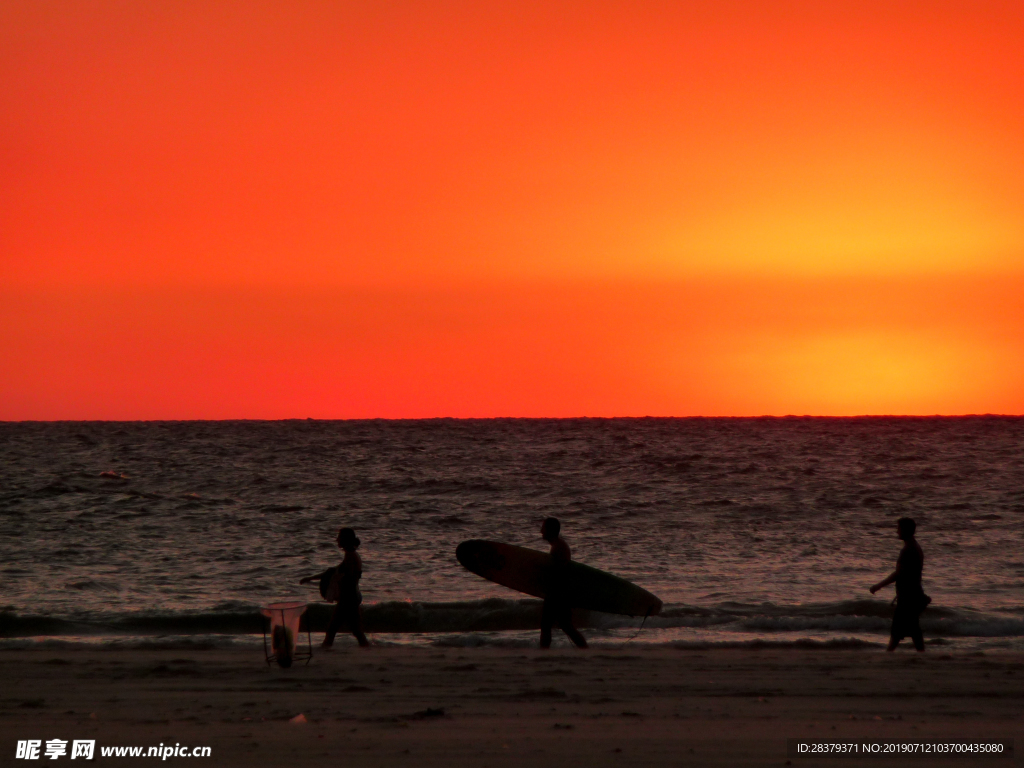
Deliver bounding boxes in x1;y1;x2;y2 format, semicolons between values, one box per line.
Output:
3;414;1023;425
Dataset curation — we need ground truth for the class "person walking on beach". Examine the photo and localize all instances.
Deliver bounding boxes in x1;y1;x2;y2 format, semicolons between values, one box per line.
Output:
300;527;370;648
540;517;588;649
870;517;930;652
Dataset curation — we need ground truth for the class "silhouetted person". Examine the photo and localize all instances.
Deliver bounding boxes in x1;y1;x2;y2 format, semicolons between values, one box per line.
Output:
539;517;587;649
301;527;370;648
870;517;930;652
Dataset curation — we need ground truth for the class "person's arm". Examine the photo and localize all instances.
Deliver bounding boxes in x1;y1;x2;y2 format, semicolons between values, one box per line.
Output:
872;547;908;594
870;570;897;594
299;569;329;585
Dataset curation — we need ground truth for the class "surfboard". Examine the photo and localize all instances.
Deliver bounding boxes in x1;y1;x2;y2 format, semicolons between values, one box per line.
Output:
455;539;662;617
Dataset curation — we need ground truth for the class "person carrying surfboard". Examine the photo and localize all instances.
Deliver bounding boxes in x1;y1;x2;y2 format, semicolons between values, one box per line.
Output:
300;527;370;648
540;517;588;649
870;517;930;652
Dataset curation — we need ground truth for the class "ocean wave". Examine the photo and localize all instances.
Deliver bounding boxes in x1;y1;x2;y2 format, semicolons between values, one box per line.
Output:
2;599;1023;639
5;419;1024;631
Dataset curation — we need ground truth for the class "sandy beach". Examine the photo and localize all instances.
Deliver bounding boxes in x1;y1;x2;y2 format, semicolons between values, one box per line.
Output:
2;645;1020;766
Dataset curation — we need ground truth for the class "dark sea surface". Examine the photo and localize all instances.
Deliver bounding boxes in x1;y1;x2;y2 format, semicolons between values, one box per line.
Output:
2;418;1023;650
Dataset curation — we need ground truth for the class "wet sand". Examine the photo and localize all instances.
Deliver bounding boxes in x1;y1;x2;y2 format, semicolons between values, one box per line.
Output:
1;646;1020;766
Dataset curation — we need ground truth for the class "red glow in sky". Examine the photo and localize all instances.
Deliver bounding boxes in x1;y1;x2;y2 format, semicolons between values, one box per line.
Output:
3;1;1023;418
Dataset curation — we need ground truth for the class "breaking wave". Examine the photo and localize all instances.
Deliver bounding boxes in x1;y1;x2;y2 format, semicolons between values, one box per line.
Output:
3;598;1022;639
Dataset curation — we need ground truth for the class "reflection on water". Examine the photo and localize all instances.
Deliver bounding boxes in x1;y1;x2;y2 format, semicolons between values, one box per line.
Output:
2;417;1023;646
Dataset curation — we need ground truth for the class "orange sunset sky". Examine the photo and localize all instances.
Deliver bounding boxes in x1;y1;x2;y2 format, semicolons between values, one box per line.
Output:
2;1;1023;419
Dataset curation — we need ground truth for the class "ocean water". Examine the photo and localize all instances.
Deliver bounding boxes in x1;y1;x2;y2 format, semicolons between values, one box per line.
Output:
2;418;1023;650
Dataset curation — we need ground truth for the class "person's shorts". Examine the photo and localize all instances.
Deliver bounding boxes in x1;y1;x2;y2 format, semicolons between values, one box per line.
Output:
891;593;930;640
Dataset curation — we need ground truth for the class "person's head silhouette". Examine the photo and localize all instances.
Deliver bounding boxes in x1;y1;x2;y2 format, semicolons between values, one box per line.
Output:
541;517;560;542
337;527;360;552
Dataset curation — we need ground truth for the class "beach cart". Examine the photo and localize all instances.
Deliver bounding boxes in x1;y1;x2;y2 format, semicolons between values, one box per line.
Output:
261;601;312;668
